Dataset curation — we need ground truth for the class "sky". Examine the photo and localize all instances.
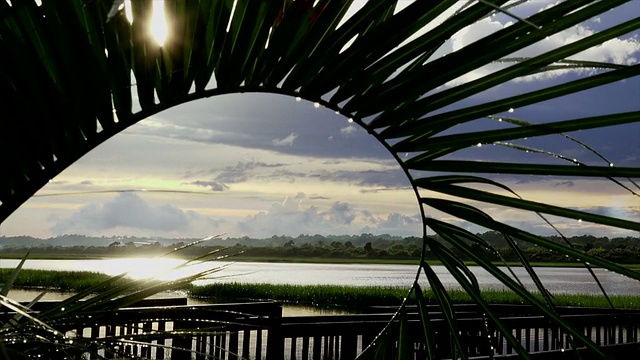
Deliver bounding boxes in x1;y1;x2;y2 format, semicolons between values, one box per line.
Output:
1;0;639;240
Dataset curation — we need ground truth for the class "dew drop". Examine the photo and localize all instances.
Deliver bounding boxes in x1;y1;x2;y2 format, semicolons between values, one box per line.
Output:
476;143;482;147
609;163;614;167
348;118;354;123
498;118;503;122
295;97;301;102
313;102;321;108
577;219;582;223
508;108;514;113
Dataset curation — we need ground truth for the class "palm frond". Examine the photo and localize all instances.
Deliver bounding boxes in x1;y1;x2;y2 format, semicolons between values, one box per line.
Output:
0;0;638;358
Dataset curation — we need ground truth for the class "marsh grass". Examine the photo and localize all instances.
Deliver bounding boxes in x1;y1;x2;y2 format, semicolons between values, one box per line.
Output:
0;269;112;292
190;282;640;310
190;283;410;308
4;270;639;310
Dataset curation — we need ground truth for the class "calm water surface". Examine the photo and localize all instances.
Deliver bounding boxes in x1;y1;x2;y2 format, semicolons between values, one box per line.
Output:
1;258;639;295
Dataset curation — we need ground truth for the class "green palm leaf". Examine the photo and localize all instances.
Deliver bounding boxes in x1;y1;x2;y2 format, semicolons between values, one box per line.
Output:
0;0;638;358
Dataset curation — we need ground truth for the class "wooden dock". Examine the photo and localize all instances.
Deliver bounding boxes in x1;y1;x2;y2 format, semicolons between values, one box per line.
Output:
10;300;640;359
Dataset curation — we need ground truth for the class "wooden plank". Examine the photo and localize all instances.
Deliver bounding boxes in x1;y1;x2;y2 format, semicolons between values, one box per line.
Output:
214;334;223;359
229;331;239;360
256;329;263;360
313;335;322;360
242;329;251;359
340;333;357;359
290;337;297;360
156;321;166;360
301;336;310;360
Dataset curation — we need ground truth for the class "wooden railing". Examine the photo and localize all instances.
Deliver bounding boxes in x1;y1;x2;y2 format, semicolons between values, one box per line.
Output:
6;300;640;359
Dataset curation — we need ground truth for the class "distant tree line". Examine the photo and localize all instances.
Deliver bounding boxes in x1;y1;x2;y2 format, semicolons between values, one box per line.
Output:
1;232;639;263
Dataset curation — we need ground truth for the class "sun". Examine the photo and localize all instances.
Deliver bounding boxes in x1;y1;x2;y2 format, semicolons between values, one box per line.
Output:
123;0;168;46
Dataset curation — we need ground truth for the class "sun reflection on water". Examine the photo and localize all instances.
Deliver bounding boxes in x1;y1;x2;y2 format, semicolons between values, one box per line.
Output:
80;257;215;281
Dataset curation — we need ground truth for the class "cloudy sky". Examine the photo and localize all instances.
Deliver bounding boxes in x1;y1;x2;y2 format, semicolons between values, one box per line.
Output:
1;0;638;239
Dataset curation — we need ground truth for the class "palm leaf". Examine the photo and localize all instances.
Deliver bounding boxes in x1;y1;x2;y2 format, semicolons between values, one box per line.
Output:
1;1;639;358
0;251;30;297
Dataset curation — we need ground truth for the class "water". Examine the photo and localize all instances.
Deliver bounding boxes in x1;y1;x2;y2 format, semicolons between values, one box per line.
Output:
1;258;639;295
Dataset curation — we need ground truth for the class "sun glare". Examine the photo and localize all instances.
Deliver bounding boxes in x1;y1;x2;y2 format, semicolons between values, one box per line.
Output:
90;257;213;281
124;0;168;46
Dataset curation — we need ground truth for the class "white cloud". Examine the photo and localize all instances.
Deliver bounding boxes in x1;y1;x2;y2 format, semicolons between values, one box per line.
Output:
340;125;358;137
321;201;357;225
361;212;422;236
443;4;640;85
236;193;421;237
272;132;299;146
49;193;223;236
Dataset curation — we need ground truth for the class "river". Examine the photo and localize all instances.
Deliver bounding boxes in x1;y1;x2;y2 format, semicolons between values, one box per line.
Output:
1;258;639;295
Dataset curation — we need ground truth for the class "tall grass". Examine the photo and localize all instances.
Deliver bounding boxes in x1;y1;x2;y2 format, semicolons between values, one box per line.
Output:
190;282;640;310
190;283;410;308
0;269;112;292
4;270;639;310
0;268;168;294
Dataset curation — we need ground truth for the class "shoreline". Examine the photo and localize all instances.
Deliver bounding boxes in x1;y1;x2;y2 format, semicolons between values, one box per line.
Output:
1;253;638;269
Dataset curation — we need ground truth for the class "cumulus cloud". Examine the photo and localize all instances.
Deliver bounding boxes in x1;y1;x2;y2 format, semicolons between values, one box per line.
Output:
272;132;299;146
236;194;420;237
361;213;423;235
51;193;190;234
322;202;357;225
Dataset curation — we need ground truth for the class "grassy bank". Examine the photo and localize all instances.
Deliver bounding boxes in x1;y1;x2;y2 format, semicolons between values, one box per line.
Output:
0;269;113;292
3;269;639;310
0;269;164;293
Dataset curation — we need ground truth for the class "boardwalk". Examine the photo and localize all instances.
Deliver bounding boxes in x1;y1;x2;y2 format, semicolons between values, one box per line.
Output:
15;300;639;359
